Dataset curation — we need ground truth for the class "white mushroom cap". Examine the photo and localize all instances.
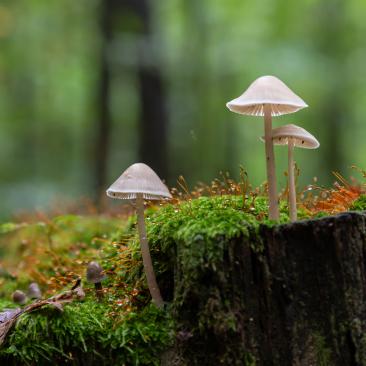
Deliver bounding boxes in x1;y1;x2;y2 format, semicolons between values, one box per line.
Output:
261;124;320;149
226;75;308;117
106;163;172;200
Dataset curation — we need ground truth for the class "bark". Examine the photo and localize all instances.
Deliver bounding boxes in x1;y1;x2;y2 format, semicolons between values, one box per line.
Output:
168;212;366;365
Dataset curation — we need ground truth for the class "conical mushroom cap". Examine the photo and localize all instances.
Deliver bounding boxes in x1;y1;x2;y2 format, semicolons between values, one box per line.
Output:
226;75;308;117
260;124;320;149
106;163;172;200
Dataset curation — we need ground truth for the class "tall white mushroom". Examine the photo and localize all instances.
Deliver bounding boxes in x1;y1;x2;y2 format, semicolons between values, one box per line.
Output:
226;76;308;221
262;124;319;221
106;163;172;308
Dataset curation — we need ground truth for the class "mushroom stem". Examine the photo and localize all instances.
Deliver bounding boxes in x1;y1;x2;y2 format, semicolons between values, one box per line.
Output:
264;105;279;221
288;139;297;222
136;193;164;308
94;282;104;301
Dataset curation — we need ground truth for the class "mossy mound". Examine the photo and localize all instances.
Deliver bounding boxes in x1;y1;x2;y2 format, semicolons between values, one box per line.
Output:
0;299;173;366
0;194;364;365
0;196;297;365
0;215;174;365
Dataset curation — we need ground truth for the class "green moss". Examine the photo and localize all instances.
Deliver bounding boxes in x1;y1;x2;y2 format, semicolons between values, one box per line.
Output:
244;353;256;366
0;213;174;365
145;195;300;248
0;299;174;366
313;333;332;366
0;298;15;309
0;195;330;365
312;211;329;219
350;194;366;211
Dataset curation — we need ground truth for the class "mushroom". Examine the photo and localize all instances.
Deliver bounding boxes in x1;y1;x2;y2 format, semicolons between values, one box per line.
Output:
12;290;27;305
106;163;172;308
86;261;106;301
27;282;42;299
262;124;319;221
226;75;308;221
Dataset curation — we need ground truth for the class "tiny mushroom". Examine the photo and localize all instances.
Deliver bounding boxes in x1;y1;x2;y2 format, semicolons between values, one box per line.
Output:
227;75;308;221
12;290;27;305
27;282;42;299
86;261;106;301
262;124;319;221
106;163;172;308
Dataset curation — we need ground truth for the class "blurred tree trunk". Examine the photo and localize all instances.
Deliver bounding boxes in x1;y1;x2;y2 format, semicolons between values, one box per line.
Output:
137;62;168;180
94;0;113;204
313;0;349;174
133;0;169;179
93;0;168;204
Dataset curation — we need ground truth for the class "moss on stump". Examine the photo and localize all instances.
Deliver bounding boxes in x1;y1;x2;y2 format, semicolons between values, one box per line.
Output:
162;211;366;366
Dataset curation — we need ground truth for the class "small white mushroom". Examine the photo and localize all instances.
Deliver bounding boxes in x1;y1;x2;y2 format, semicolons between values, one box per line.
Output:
226;76;308;221
86;261;106;301
261;124;319;221
106;163;172;308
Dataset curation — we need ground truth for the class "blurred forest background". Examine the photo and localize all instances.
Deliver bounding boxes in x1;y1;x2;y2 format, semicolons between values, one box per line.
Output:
0;0;366;218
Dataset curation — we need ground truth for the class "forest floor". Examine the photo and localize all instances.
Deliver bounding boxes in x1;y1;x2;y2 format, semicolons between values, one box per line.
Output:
0;172;365;365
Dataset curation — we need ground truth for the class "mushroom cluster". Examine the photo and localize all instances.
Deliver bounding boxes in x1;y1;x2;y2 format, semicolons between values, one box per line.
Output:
102;78;319;308
227;75;319;221
12;283;43;305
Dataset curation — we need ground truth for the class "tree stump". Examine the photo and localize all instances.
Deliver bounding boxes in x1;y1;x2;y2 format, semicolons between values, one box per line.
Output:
169;212;366;366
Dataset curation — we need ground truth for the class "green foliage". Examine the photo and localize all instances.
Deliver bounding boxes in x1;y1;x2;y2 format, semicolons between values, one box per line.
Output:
350;194;366;211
